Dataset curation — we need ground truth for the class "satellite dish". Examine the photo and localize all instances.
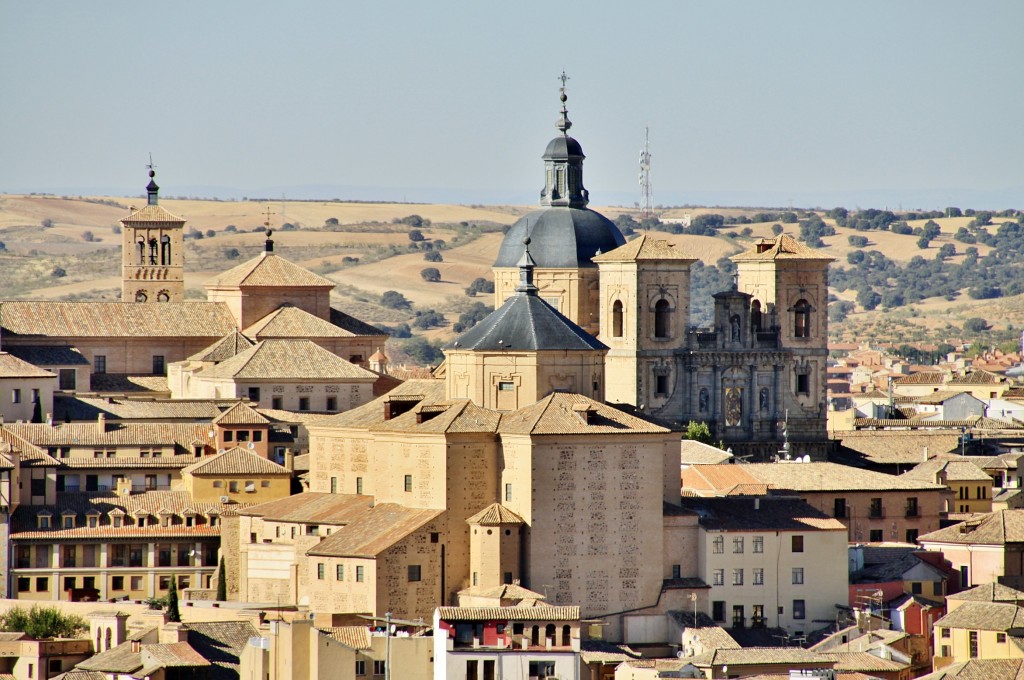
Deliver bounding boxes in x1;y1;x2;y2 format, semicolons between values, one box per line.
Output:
247;442;255;450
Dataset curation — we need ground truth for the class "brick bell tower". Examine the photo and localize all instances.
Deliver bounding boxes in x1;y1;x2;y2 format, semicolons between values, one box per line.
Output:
120;163;186;303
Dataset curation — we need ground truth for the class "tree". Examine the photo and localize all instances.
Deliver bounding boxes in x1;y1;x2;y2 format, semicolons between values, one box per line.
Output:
412;309;446;329
771;224;783;235
41;218;53;228
111;225;121;234
423;250;443;262
31;393;42;424
408;229;425;242
224;248;241;259
51;266;66;278
205;229;216;238
963;317;990;333
82;231;96;242
216;558;227;601
420;267;441;282
937;243;956;260
946;207;963;218
916;236;931;249
856;287;881;311
380;291;411;309
0;606;87;639
166;576;181;622
225;225;237;232
325;217;339;226
848;235;868;248
465;277;494;297
682;421;714;445
0;240;6;251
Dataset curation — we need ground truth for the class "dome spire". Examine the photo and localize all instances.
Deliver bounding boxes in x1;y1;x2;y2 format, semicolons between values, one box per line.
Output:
145;153;159;206
556;70;572;134
515;235;538;295
540;72;589;209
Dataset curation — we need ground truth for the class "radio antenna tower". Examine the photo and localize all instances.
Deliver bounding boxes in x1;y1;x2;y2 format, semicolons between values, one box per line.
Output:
639;127;652;220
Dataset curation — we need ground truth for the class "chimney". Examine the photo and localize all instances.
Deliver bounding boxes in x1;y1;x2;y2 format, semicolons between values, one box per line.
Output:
284;448;294;473
159;622;189;644
383;396;420;420
116;478;133;497
45;413;53;427
572;402;596;425
369;351;387;374
97;413;106;435
131;639;141;653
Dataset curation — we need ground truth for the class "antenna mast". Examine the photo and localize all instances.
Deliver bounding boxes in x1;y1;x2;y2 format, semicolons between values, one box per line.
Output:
639;127;652;220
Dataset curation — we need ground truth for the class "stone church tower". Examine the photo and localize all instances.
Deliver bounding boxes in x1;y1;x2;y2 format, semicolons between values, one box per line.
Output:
491;89;624;336
120;168;186;302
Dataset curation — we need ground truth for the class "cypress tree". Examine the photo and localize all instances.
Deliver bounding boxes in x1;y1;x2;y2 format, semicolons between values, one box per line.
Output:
166;576;181;622
215;558;227;602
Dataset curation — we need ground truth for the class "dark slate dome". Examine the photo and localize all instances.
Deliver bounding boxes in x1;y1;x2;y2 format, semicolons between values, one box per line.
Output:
494;207;626;268
543;135;584;159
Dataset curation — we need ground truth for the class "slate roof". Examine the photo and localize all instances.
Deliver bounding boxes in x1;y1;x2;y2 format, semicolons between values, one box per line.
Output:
204;252;335;288
436;606;579;621
318;626;371;650
731;235;834;262
446;287;606;352
466;503;525;525
181;448;289;476
0;301;236;338
187;330;256;362
245;305;377;339
4;346;89;366
934;601;1024;631
919;510;1024;545
213;402;269;425
237;492;374;524
493;207;625;269
591;233;697;262
499;392;669;435
0;352;55;378
198;339;377;381
947;583;1024;603
306;503;442;558
678;497;847;532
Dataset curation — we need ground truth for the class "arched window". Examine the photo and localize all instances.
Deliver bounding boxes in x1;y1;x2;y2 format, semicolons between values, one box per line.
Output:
794;299;811;338
157;290;170;302
751;300;762;332
135;290;148;303
160;235;171;265
545;624;556;643
531;625;540;646
105;627;111;650
562;625;571;647
137;240;146;264
612;300;624;338
148;238;158;265
654;299;671;338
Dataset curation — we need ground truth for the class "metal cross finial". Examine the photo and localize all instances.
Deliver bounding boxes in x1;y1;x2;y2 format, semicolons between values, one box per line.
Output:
262;206;275;229
146;153;156;174
559;70;570;90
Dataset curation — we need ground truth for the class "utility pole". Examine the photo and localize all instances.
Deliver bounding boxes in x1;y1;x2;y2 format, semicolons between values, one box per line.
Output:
384;611;392;680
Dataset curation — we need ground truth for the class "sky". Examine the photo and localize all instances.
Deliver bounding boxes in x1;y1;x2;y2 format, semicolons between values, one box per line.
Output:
2;1;1022;209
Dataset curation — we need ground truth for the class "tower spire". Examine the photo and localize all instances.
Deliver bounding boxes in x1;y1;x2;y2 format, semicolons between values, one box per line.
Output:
556;70;572;134
540;73;589;209
145;153;159;206
515;236;538;295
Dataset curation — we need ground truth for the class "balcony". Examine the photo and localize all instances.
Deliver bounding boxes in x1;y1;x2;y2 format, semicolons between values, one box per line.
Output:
905;507;920;518
869;507;885;519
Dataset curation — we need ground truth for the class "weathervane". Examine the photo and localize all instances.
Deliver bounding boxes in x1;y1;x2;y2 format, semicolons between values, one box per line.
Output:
262;206;275;231
146;153;156;177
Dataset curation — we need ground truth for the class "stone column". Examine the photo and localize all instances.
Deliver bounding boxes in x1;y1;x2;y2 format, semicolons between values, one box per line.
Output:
748;364;757;434
711;365;720;437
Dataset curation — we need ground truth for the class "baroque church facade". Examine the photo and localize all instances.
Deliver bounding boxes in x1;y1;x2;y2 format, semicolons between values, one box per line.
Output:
493;92;831;459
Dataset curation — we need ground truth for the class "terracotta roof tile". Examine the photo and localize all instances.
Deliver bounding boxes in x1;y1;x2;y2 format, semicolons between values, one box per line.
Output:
934;601;1024;631
120;204;185;224
0;352;57;378
834;431;962;465
59;456;196;469
140;642;210;667
204;253;334;288
690;461;947;493
691;647;830;666
916;659;1024;680
457;583;547;601
920;510;1024;545
244;306;374;339
947;583;1024;603
238;492;373;524
901;459;992;483
498;392;669;435
436;606;579;621
466;503;525;525
893;372;947;385
306;503;442;558
312;380;445;430
318;626;371;650
183;621;259;680
198;339;377;381
3;422;208;450
0;301;236;338
182;447;289;476
187;330;256;362
592;233;698;262
56;396;225;421
213;402;270;425
679;497;847;532
731;235;834;263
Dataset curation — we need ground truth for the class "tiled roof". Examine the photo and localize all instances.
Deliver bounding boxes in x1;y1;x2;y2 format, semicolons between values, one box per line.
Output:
466;503;525;525
834;431;962;465
851;552;945;583
950;370;1005;385
0;428;57;466
920;510;1024;546
312;379;445;430
76;643;143;673
591;233;698;262
306;503;442;558
690;461;947;493
213;402;269;425
678;497;847;532
0;352;56;378
204;252;335;288
120;204;185;224
371;399;502;435
3;422;208;450
244;306;371;339
821;651;908;672
499;392;670;435
239;492;372;524
51;671;106;680
55;396;225;421
457;583;547;601
579;640;640;664
894;372;947;385
0;301;236;338
187;330;256;363
183;621;259;680
329;308;388;338
917;659;1024;680
681;440;733;465
318;626;371;650
87;374;170;393
900;459;993;483
690;647;829;666
59;456;196;469
198;339;377;381
730;235;834;262
182;448;289;476
140;642;210;667
934;601;1024;631
915;390;977;405
947;583;1024;603
436;606;579;622
6;345;90;366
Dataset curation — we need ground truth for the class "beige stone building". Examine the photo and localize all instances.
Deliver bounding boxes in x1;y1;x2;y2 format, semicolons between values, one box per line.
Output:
0;353;56;424
181;447;291;504
919;510;1024;590
120;169;186;304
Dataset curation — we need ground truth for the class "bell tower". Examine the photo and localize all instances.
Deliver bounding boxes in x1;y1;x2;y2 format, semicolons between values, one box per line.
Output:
120;163;186;303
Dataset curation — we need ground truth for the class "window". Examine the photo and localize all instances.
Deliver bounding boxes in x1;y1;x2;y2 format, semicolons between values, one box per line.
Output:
969;631;978;658
404;475;413;492
272;396;282;409
498;381;514;391
911;582;922;594
713;569;724;586
505;483;512;502
870;529;883;542
834;498;847;518
753;536;763;553
753;568;764;585
58;368;77;390
336;565;344;581
224;430;234;442
36;577;48;592
317;563;325;580
869;497;883;518
791;535;804;552
712;536;724;553
712;601;725;622
356;566;365;582
299;397;310;411
31;478;45;498
355;661;366;676
152;355;165;375
906;529;919;544
732;605;745;628
130;576;143;591
612;300;624;337
408;565;421;582
905;497;919;517
213;481;222;488
793;299;811;338
733;537;744;553
752;604;765;628
655;374;668;396
356;477;363;494
63;515;75;529
229;481;239;493
261;480;270;488
793;599;806;619
960;565;970;588
326;397;337;411
245;481;256;493
17;578;30;593
330;477;338;494
792;568;804;584
529;662;555;679
796;372;810;395
373;661;386;676
941;627;950;638
654;299;671;338
11;388;20;404
732;569;744;585
672;564;681;579
998;633;1007;643
465;660;478;680
934;582;944;596
248;387;260;402
64;576;77;591
111;576;124;591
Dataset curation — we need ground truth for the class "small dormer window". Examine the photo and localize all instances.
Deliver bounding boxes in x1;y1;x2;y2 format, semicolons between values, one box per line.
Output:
38;514;51;530
62;515;75;529
112;516;122;528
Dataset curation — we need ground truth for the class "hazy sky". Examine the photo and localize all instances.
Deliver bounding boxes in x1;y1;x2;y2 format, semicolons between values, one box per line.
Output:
2;1;1022;209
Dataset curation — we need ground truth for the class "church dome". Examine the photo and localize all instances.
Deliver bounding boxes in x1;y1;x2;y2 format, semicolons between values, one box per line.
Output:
543;135;584;159
494;207;625;269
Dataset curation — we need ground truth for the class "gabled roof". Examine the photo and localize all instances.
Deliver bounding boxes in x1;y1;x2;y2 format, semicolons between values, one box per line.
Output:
920;510;1024;545
901;459;992;483
213;402;270;425
894;371;947;385
466;503;525;525
689;647;830;666
591;233;698;262
934;601;1024;631
678;497;846;532
120;203;185;224
371;399;502;434
917;659;1024;680
685;461;946;493
306;503;442;558
187;330;256;362
204;252;335;288
499;392;669;435
947;583;1024;603
181;448;289;476
245;305;375;339
4;345;90;366
183;621;259;680
312;379;446;430
0;352;55;378
318;626;371;650
730;234;834;262
3;422;209;450
0;301;236;338
949;370;1005;385
330;308;388;338
237;492;373;524
457;582;547;601
198;339;377;381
